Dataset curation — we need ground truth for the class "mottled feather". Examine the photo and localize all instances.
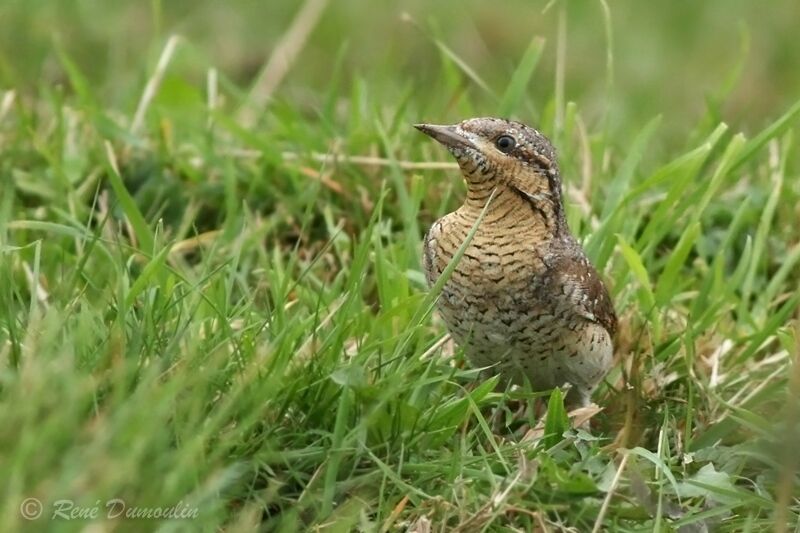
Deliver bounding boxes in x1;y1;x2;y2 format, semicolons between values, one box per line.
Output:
416;117;617;407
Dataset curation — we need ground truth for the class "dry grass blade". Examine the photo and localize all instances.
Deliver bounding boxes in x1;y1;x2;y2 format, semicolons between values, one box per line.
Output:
522;403;603;442
379;495;409;533
409;516;432;533
0;90;15;123
418;334;452;361
169;230;222;256
130;35;181;134
206;67;218;130
592;452;629;533
237;0;329;127
453;471;523;532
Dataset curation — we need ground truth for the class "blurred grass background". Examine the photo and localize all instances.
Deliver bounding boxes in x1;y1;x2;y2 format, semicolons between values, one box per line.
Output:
3;0;800;140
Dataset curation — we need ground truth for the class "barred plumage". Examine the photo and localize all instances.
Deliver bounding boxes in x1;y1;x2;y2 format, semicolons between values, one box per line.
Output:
416;117;616;407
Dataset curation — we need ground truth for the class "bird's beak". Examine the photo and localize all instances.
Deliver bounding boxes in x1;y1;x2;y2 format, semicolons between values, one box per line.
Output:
414;123;476;150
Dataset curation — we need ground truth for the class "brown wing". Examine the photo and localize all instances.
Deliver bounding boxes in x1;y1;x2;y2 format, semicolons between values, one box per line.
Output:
547;252;617;338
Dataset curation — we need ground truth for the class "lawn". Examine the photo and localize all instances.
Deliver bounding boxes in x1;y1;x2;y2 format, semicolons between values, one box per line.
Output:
1;1;799;531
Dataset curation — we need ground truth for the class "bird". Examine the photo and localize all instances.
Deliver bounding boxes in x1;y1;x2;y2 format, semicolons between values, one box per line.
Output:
415;117;616;409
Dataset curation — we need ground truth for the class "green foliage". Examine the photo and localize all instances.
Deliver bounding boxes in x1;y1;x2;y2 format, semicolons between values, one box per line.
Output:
1;1;799;531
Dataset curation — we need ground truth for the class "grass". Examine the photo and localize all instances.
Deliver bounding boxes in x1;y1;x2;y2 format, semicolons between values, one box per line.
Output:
1;1;800;531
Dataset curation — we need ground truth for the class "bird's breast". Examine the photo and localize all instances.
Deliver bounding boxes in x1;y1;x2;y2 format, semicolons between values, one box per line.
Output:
430;212;551;296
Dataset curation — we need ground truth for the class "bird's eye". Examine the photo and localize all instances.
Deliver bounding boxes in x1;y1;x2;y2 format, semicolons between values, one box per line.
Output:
495;135;516;153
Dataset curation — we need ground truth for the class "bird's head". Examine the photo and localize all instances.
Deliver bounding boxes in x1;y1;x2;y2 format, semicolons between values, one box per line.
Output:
415;117;564;222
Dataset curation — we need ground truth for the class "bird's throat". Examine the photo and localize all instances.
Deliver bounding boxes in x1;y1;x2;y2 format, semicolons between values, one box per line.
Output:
461;184;559;233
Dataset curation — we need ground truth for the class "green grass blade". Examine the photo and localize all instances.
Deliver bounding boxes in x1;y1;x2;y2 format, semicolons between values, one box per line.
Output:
498;36;546;117
103;141;155;254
